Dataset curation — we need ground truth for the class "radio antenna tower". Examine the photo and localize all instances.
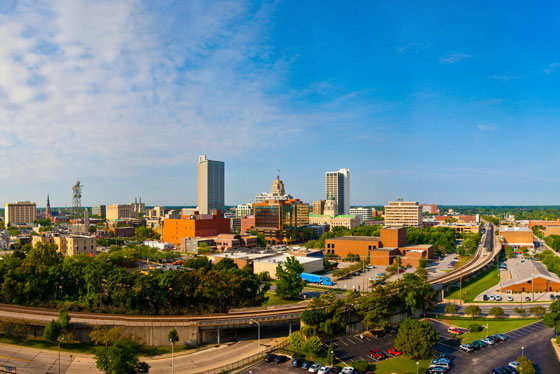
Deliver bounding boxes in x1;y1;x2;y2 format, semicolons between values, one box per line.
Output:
72;180;83;219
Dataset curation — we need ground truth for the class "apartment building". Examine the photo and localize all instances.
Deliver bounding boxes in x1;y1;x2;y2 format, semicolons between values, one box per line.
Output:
384;198;422;227
198;155;225;215
325;168;350;215
5;201;37;226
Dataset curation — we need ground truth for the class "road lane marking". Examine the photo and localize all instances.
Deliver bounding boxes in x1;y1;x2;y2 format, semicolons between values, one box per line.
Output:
0;355;32;363
339;340;348;346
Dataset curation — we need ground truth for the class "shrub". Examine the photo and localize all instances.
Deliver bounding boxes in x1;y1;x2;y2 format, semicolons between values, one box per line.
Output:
468;323;482;333
350;359;369;372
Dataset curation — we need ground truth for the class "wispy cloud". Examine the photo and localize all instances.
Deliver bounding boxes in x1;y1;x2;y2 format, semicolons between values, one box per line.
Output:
544;62;560;75
477;124;497;131
439;53;471;64
0;0;340;183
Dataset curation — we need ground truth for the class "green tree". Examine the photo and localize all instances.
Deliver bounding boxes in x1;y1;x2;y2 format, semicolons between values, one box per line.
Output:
89;326;122;347
444;304;458;315
465;305;481;318
394;318;439;359
529;306;547;318
506;247;515;259
517;356;536;374
43;320;62;344
275;256;304;300
95;338;150;374
489;307;504;318
168;329;179;344
304;335;322;360
543;300;560;340
514;307;526;317
289;331;306;351
359;287;390;329
468;324;482;332
89;225;97;233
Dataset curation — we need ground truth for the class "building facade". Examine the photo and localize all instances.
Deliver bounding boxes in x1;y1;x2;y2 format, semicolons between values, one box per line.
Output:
349;207;373;224
325;168;350;215
312;200;325;215
163;211;230;247
5;201;37;226
384;198;423;227
500;227;534;248
309;198;360;230
92;205;106;217
253;199;310;240
198;155;225;215
106;204;134;221
236;203;253;218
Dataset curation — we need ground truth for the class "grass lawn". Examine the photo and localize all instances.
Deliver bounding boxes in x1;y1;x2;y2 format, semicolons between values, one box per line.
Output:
263;292;303;306
453;254;474;269
372;356;432;374
0;334;193;356
445;266;500;302
438;318;540;342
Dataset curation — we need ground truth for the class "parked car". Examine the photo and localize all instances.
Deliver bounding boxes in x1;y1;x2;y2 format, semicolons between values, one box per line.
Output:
492;369;508;374
385;326;398;335
550;294;556;300
370;329;385;338
489;295;495;301
447;327;462;335
470;340;484;349
318;366;332;374
341;367;355;374
459;344;474;352
507;296;513;301
302;361;315;369
292;358;305;367
495;333;509;341
508;361;520;369
495;295;503;301
264;353;277;362
525;296;531;302
387;348;403;356
427;367;448;374
481;337;496;345
483;294;489;301
432;357;451;364
309;363;323;373
368;349;386;361
329;367;343;374
556;295;560;300
501;366;517;374
429;362;450;370
274;355;288;364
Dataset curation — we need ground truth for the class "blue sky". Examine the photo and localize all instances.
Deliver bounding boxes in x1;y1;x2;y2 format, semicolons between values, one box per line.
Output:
1;0;560;207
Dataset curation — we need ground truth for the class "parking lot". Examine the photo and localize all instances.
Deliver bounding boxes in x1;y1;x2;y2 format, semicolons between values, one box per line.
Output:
240;320;558;374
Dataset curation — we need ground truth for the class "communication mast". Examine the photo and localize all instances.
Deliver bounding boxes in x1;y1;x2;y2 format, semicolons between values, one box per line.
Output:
72;180;83;219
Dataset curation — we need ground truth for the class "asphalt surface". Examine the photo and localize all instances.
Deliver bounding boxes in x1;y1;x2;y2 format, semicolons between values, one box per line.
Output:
0;345;74;374
239;320;559;374
434;320;558;374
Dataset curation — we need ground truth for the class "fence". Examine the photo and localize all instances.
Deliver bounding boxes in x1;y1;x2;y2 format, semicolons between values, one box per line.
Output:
192;339;289;374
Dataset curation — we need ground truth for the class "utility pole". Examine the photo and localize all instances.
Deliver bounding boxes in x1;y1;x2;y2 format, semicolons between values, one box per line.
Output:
459;264;463;306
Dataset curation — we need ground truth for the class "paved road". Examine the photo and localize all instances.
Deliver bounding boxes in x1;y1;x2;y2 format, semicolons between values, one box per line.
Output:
435;302;552;315
0;343;80;374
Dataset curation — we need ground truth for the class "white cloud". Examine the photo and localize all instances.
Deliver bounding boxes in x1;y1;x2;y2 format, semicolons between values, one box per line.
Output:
544;62;560;75
0;0;329;183
439;53;471;64
477;124;497;131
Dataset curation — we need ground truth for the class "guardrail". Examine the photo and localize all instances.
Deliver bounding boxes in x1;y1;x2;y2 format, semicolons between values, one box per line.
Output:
191;339;289;374
198;313;301;327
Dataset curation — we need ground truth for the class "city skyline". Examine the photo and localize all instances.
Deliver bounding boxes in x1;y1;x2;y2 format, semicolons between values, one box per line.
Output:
1;1;560;205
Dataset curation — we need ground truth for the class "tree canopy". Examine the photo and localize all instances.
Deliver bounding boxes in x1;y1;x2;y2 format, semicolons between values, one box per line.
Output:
394;318;439;359
275;256;304;300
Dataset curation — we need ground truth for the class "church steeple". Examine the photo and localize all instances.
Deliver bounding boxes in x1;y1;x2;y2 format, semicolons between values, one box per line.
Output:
46;193;52;220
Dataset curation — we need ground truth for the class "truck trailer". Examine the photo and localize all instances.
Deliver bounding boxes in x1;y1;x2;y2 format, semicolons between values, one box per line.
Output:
300;272;334;286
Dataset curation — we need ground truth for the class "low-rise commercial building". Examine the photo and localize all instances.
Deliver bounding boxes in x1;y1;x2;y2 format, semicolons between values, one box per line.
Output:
236;203;253;218
349;207;373;223
241;215;255;234
500;227;534;249
529;220;560;229
50;235;96;256
252;254;323;279
106;204;134;221
501;260;560;293
324;227;433;267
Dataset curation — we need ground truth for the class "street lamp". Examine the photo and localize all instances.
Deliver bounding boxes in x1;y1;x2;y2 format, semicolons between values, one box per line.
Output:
249;319;261;354
486;323;489;338
169;338;175;374
416;361;419;374
331;350;334;366
58;337;65;374
521;346;525;357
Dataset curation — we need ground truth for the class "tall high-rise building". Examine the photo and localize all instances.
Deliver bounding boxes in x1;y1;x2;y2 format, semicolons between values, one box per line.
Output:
325;168;350;215
198;155;225;215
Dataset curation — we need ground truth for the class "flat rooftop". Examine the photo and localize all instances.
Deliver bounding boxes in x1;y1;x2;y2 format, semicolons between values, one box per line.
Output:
502;259;560;288
327;236;380;242
253;254;322;264
501;227;532;232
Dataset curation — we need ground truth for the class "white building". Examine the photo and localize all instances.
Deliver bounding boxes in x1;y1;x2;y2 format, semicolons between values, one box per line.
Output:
252;254;323;279
325;169;350;215
349;207;373;224
384;198;423;227
236;203;253;218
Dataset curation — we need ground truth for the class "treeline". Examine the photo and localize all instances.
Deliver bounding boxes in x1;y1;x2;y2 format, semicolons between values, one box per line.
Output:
300;271;434;336
540;250;560;277
405;227;456;256
544;235;560;251
447;206;560;221
0;243;270;314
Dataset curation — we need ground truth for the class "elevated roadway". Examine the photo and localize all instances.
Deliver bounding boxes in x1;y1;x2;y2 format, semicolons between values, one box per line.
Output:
0;224;502;346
